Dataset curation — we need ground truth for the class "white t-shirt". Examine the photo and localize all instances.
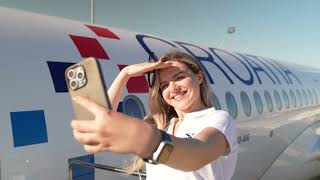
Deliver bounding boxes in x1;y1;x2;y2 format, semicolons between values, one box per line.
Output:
146;108;238;180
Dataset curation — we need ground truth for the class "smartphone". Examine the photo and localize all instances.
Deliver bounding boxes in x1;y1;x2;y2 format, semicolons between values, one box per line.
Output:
65;57;112;120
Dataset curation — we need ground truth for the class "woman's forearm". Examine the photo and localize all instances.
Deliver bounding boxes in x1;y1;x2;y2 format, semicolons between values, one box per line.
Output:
107;69;130;111
167;127;228;171
138;126;228;172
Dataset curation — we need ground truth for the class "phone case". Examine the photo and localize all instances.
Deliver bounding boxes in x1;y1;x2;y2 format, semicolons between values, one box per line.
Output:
65;57;112;120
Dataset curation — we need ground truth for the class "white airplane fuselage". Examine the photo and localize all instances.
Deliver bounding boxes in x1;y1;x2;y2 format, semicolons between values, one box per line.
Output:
0;7;320;180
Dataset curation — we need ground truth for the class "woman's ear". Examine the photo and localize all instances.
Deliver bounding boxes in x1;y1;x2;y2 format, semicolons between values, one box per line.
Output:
196;72;204;84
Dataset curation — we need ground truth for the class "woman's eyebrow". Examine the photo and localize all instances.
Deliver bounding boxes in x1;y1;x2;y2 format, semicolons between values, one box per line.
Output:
160;71;185;86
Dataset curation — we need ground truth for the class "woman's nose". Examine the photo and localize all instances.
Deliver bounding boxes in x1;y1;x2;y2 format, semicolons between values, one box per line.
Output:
169;81;179;92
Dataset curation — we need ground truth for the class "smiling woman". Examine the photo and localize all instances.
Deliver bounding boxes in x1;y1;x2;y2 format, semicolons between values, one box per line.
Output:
70;50;238;180
158;61;204;114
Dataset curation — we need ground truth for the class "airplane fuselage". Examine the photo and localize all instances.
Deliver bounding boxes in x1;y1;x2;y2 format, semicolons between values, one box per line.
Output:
0;7;320;180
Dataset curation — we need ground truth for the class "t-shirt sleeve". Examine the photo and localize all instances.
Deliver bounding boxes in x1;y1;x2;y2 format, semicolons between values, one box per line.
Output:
195;110;238;156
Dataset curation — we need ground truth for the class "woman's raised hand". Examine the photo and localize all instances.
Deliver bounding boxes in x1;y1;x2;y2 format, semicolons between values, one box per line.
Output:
70;96;159;157
107;60;172;112
122;60;173;78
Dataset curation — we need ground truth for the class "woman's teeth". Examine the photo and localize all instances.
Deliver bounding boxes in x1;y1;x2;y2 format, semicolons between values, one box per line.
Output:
173;91;187;100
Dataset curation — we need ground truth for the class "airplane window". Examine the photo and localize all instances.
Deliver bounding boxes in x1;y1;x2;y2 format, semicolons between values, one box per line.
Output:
302;89;309;105
273;90;282;110
312;89;318;104
307;89;314;105
210;91;221;110
282;90;290;109
240;91;251;117
122;95;146;119
225;92;238;119
264;90;273;112
253;91;263;114
289;90;297;108
296;89;303;107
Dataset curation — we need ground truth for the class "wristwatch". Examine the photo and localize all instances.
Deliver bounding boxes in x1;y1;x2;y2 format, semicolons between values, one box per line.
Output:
143;130;174;164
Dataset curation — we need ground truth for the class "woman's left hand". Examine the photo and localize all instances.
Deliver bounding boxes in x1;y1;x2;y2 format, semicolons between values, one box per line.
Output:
70;96;158;156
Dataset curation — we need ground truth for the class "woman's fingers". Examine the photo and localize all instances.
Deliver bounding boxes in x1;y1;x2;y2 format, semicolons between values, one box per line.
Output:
71;120;97;133
72;96;107;116
72;129;99;145
83;144;109;154
145;61;173;72
125;61;173;77
83;144;98;153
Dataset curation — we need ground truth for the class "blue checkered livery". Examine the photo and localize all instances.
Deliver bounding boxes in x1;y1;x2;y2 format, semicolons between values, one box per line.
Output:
69;154;95;180
10;110;48;147
47;61;75;93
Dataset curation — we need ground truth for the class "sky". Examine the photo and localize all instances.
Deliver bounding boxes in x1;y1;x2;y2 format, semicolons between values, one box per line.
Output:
1;0;320;68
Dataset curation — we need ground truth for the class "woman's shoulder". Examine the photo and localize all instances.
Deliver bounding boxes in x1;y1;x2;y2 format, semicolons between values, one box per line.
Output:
181;108;236;141
189;107;231;120
184;108;232;129
211;109;232;122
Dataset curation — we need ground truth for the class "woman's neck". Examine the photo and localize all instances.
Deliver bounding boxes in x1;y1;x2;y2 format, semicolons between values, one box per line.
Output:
175;102;206;119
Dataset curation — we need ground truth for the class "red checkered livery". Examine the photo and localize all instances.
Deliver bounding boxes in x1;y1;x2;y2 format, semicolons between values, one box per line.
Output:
118;64;149;93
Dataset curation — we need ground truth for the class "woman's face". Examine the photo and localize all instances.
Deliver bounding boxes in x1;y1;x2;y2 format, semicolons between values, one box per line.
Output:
158;60;204;113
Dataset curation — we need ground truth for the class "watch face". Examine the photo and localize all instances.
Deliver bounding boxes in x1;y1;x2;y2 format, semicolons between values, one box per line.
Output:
158;143;174;164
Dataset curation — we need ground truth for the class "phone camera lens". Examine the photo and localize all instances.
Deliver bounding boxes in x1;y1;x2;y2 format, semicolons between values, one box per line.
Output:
76;71;84;80
69;79;78;90
67;69;76;79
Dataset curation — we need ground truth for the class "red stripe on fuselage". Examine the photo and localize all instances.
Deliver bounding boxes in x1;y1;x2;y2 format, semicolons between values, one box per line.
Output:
85;24;120;40
69;35;109;59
